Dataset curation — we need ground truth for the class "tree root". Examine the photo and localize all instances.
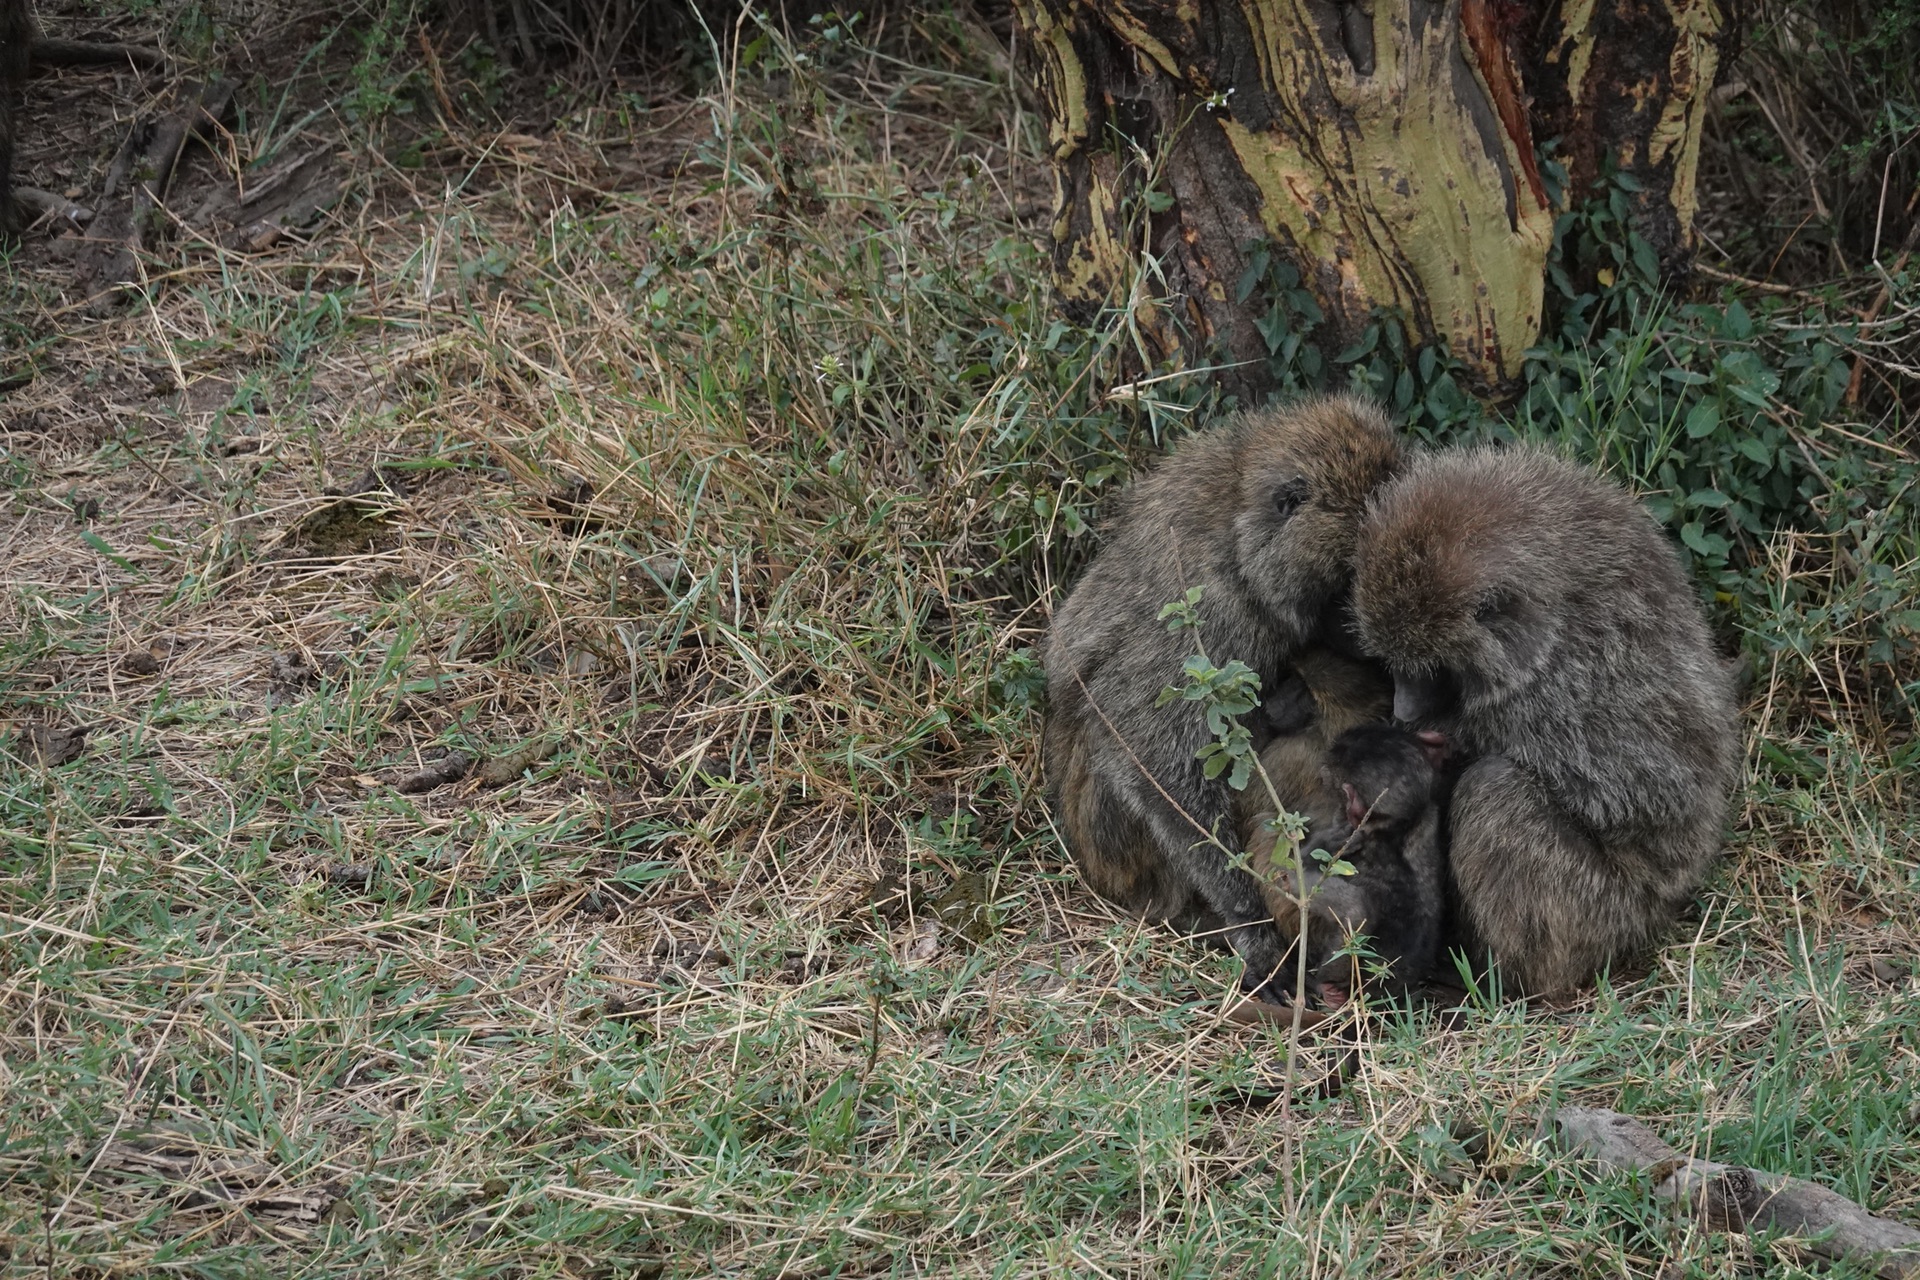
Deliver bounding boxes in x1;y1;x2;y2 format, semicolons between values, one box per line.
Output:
71;78;234;306
30;36;164;71
1556;1106;1920;1279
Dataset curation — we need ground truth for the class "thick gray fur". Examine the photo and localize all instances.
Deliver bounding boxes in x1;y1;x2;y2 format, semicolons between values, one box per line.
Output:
1352;446;1741;995
1044;395;1401;993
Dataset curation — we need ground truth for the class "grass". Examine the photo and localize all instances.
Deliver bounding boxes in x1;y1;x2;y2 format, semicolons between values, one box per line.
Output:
0;4;1917;1277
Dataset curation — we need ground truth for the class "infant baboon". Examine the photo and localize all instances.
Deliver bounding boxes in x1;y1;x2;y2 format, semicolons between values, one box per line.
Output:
1045;396;1401;995
1244;723;1449;1006
1352;446;1740;995
1239;644;1393;817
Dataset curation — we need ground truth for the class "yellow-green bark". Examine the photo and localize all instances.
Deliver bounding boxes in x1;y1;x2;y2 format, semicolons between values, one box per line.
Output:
1015;0;1724;395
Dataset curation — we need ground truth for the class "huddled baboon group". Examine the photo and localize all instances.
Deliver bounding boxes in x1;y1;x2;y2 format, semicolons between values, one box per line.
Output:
1045;396;1741;1005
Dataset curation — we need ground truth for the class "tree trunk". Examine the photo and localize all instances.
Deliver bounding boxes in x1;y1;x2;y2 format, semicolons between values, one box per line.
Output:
1012;0;1724;397
1524;0;1725;279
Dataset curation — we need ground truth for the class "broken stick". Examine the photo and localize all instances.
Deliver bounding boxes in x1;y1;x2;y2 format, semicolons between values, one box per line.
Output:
30;37;164;71
1556;1106;1920;1279
73;77;234;304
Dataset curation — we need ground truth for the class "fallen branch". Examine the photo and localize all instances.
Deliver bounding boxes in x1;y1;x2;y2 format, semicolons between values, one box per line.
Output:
12;186;92;230
72;77;234;305
30;36;165;71
1556;1106;1920;1279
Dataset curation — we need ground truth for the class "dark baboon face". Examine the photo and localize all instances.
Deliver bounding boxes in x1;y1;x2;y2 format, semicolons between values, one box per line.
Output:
1353;447;1598;727
1231;397;1401;650
1320;724;1438;838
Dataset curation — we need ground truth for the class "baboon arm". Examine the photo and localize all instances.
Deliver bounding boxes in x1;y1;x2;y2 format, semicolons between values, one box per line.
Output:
1119;786;1288;992
1448;755;1654;995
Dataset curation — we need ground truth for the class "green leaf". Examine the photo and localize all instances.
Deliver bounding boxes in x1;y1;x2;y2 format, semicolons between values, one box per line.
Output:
1688;488;1731;508
1680;522;1730;558
80;530;145;578
1631;238;1660;284
1684;400;1722;439
1724;300;1754;340
1332;327;1379;364
611;861;678;886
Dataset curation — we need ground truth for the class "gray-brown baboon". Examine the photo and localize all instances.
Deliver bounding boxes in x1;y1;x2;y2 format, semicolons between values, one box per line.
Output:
1352;446;1740;995
1044;395;1402;995
1244;723;1449;1006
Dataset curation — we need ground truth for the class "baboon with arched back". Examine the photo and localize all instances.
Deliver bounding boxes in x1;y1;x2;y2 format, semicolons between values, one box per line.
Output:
1045;396;1401;995
1352;446;1740;995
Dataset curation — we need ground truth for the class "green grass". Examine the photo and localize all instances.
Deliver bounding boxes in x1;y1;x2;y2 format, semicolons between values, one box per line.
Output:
0;5;1917;1278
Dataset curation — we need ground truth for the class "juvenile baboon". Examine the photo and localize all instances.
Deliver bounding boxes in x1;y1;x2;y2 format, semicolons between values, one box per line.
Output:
1045;395;1401;995
1244;723;1449;1005
0;0;28;234
1352;446;1740;995
1240;645;1393;817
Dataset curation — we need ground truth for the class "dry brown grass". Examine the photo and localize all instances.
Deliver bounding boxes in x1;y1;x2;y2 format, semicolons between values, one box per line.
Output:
0;4;1916;1278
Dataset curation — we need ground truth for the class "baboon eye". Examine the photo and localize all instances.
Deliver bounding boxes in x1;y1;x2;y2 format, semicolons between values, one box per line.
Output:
1273;477;1311;522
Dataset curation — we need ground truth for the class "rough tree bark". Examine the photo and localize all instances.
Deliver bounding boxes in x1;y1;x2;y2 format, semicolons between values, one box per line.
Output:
1012;0;1724;396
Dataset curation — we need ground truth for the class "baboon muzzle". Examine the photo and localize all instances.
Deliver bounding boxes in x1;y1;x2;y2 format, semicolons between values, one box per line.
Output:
1391;669;1455;725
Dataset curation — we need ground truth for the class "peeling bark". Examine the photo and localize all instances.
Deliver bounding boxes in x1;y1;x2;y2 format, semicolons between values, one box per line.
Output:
1014;0;1723;396
1525;0;1725;277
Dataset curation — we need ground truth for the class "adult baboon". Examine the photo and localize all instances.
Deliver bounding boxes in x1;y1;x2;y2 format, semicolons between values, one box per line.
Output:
1352;446;1740;995
1045;396;1401;994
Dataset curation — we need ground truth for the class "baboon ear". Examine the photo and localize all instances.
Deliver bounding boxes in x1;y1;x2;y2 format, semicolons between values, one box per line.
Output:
1473;588;1519;626
1475;586;1548;670
1272;476;1312;522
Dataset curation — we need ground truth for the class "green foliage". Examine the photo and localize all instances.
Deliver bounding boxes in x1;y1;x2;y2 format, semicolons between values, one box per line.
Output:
1223;163;1918;680
1154;588;1263;791
4;4;1917;1276
1510;169;1919;675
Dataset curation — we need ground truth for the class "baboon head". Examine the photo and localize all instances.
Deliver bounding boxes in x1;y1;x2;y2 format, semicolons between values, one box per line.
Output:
1352;446;1615;727
1320;724;1440;838
1229;395;1401;651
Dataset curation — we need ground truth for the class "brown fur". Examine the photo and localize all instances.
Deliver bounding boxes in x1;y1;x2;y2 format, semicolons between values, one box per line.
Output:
1044;396;1402;992
1243;723;1448;1004
1233;648;1392;831
1352;446;1740;995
